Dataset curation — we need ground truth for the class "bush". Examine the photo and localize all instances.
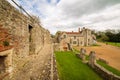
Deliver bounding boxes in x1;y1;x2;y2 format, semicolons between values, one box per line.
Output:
3;41;9;46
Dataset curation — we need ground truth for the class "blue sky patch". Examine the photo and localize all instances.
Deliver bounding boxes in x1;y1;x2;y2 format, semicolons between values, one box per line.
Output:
47;0;51;3
56;0;60;3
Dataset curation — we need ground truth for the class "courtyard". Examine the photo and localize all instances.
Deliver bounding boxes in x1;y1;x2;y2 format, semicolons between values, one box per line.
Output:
74;42;120;71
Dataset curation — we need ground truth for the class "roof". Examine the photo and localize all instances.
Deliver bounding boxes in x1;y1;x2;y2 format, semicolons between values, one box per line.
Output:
62;31;83;37
65;32;80;34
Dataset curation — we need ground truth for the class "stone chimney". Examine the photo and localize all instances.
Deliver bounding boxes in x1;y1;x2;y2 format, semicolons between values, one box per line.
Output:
83;27;85;29
78;28;80;33
81;27;85;31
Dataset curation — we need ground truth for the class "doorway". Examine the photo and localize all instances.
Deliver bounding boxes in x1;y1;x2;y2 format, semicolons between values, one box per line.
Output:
0;56;6;74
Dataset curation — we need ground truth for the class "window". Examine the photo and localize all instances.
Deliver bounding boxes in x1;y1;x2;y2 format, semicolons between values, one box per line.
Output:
74;36;76;39
64;35;66;38
29;25;33;33
28;25;33;42
28;25;34;55
77;39;79;46
70;38;72;44
73;41;76;44
88;39;90;45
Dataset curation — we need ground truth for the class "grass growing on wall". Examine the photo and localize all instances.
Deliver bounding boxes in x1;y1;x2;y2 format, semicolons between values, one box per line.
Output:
55;51;102;80
97;60;120;76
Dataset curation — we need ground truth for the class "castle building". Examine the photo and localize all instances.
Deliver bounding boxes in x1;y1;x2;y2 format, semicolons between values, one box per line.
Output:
58;27;96;51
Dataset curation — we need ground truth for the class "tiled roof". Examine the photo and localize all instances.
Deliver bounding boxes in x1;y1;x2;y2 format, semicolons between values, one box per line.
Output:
63;31;83;37
65;32;80;34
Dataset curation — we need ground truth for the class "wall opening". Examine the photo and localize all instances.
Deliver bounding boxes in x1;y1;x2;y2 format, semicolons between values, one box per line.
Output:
28;25;34;55
0;56;6;74
29;25;33;42
77;39;79;46
88;39;90;45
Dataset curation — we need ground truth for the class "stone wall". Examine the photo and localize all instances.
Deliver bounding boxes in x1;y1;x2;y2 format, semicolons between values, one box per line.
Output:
53;43;60;51
93;63;120;80
0;0;29;57
76;49;120;80
88;51;120;80
0;0;52;80
0;48;14;79
53;54;59;80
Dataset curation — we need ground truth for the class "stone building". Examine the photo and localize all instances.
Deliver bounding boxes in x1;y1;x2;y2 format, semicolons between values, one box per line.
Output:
57;27;96;51
0;0;52;80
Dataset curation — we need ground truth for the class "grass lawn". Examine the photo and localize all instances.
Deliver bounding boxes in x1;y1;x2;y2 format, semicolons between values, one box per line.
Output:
97;60;120;76
55;51;102;80
106;42;120;47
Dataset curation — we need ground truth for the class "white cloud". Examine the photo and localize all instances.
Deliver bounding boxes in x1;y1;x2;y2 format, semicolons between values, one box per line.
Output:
7;0;120;34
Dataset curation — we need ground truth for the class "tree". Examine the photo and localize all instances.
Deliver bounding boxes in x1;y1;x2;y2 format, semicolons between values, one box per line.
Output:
100;34;109;41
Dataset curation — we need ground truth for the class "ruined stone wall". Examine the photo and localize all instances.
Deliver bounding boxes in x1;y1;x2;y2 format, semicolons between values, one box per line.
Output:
76;48;120;80
0;0;29;57
32;26;51;54
0;0;51;56
0;0;52;80
93;63;120;80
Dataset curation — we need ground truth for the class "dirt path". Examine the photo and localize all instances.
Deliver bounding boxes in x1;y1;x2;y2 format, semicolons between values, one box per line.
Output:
74;42;120;71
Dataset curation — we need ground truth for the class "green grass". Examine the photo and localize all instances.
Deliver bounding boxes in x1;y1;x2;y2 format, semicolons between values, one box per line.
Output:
106;42;120;47
86;55;89;60
97;60;120;76
73;48;79;53
55;51;102;80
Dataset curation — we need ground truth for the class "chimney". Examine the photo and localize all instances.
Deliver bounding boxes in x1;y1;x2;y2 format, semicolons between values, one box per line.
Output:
83;27;85;29
78;28;80;32
82;27;85;31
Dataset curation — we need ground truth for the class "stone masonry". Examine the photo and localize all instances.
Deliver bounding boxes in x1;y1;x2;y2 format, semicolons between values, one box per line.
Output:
0;0;52;80
55;27;96;51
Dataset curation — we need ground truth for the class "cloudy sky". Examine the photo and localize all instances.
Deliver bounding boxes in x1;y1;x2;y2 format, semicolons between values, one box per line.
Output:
8;0;120;34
